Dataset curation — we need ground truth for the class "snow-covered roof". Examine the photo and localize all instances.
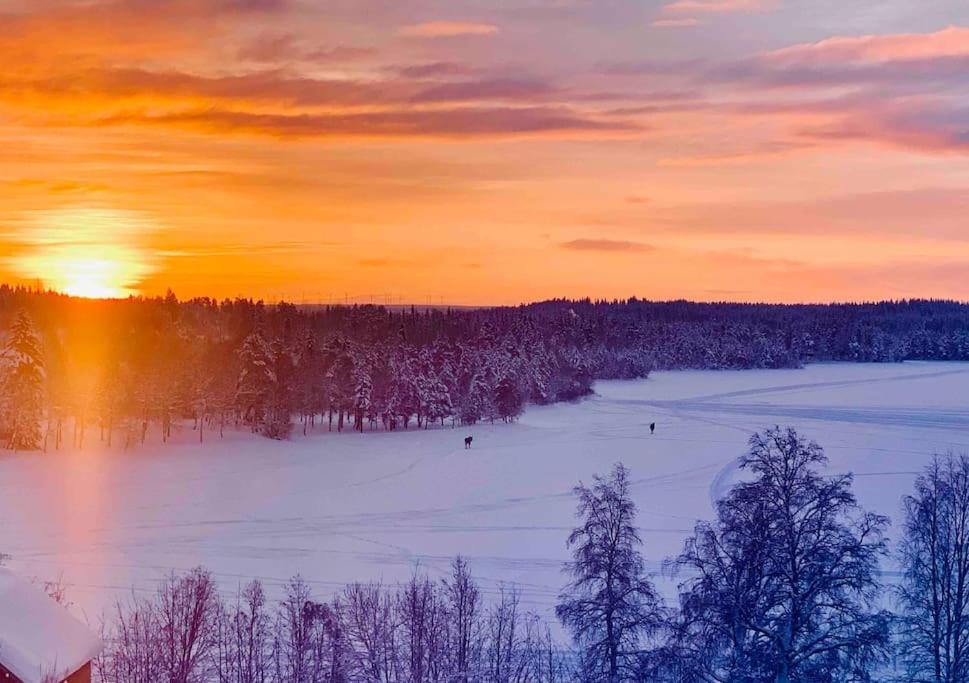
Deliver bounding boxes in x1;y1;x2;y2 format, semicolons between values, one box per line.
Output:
0;568;102;683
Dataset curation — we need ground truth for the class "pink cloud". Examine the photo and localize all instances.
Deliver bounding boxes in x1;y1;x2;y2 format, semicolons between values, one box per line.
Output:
97;105;634;140
662;0;778;14
767;25;969;64
652;18;701;27
398;21;498;38
237;34;376;64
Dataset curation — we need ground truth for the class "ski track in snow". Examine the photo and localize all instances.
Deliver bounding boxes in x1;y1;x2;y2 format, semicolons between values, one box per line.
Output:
1;362;968;624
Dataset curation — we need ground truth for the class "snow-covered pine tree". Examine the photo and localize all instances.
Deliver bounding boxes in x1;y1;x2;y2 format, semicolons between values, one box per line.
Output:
494;373;524;422
352;367;372;432
426;377;453;427
1;310;45;450
295;334;323;435
460;372;489;425
236;330;273;433
264;337;294;439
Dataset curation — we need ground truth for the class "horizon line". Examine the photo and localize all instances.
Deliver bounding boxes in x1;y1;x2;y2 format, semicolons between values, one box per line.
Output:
2;283;968;309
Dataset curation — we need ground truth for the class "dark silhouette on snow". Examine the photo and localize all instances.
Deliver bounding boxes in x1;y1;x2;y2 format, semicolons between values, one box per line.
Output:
649;422;655;434
648;427;891;682
464;435;473;449
557;462;665;681
97;558;569;682
896;453;969;681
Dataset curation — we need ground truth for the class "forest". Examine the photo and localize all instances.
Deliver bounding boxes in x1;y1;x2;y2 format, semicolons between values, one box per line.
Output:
0;286;968;449
62;427;969;682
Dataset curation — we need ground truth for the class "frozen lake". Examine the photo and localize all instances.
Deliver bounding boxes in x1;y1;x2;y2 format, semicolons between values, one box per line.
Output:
2;361;968;626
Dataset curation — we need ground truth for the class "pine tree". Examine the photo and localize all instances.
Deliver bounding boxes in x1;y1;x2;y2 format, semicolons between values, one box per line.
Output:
264;337;294;439
352;368;372;432
2;310;45;450
460;372;489;425
494;373;524;422
425;377;453;427
236;330;293;438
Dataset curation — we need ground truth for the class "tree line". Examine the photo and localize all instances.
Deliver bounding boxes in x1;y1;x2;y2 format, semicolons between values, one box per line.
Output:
1;286;967;449
83;427;969;682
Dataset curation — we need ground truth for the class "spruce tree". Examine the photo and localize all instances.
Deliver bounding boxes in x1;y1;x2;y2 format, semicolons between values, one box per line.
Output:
2;310;45;450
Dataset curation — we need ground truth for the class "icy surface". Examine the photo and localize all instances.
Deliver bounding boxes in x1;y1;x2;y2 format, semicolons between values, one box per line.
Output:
1;362;968;624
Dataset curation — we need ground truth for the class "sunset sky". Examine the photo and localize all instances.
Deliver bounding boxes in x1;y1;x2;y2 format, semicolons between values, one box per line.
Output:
1;0;968;304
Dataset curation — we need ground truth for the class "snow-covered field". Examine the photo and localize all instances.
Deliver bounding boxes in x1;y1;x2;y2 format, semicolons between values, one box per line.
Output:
2;362;968;626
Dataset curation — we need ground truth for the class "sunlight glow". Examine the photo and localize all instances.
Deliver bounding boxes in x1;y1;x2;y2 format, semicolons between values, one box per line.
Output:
10;208;159;299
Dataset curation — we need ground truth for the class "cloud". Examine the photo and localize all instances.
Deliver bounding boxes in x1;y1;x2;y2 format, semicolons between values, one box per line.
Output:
766;25;969;64
709;26;969;91
561;239;655;253
652;18;701;27
412;78;556;103
0;65;570;112
98;106;634;140
661;0;778;14
595;58;705;76
597;26;969;157
237;33;376;64
703;28;969;155
649;187;969;241
0;52;635;143
398;62;479;78
398;21;499;38
791;104;969;155
161;240;328;257
0;0;293;64
0;67;403;108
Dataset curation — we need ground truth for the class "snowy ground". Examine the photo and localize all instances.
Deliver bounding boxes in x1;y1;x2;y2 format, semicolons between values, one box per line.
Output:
2;361;968;627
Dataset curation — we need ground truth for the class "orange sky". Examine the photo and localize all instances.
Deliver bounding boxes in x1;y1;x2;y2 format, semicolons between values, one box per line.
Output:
1;0;968;304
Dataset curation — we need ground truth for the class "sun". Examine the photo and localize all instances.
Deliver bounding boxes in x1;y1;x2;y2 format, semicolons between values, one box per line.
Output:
11;208;158;299
56;250;138;299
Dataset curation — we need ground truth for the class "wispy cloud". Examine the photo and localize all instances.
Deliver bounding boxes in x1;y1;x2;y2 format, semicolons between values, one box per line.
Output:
766;25;969;63
652;18;701;27
237;33;376;64
411;78;556;103
654;0;778;28
398;62;480;78
598;25;969;157
160;240;333;257
662;0;779;14
97;106;634;140
561;239;655;253
398;21;498;38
